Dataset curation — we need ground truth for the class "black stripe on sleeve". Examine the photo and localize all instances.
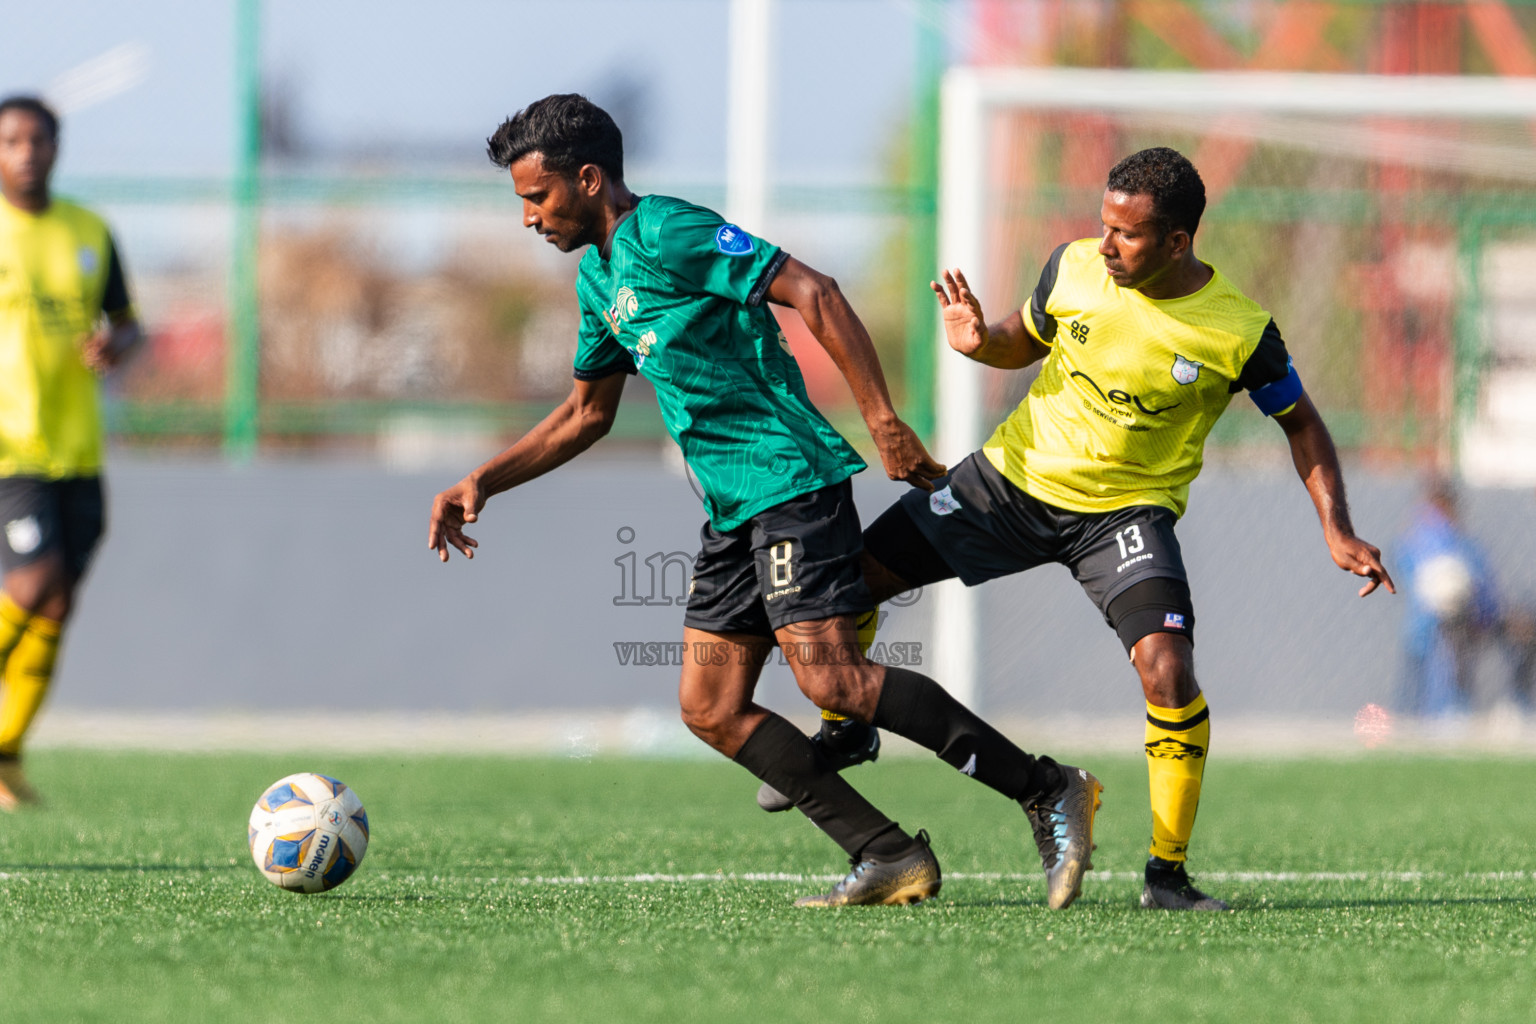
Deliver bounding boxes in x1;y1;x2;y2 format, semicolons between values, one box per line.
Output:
1229;319;1290;394
102;235;132;316
1030;242;1069;344
573;353;637;381
747;250;791;307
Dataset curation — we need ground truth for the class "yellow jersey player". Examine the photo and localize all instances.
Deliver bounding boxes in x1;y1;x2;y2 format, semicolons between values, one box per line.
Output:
763;147;1394;910
0;96;142;809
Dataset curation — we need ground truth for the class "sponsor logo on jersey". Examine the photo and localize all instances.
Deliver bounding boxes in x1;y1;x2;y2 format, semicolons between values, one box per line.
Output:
1070;370;1179;416
715;223;755;256
634;330;658;369
929;486;962;516
1171;354;1203;385
78;246;98;274
4;516;41;555
1145;737;1206;760
1163;612;1185;629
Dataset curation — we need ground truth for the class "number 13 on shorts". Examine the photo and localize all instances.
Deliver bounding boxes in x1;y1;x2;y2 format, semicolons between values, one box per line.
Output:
1114;525;1144;560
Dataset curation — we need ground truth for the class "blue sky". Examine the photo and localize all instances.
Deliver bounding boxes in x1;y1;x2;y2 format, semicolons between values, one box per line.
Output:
1;0;942;183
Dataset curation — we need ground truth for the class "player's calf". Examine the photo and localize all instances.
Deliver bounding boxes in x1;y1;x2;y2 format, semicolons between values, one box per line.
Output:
756;714;881;812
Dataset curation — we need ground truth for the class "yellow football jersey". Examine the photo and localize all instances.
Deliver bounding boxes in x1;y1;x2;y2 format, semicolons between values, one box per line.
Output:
0;197;131;478
983;237;1288;518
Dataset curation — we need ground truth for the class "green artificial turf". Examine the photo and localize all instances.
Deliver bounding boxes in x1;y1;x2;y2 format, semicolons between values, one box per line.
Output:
1;750;1534;1023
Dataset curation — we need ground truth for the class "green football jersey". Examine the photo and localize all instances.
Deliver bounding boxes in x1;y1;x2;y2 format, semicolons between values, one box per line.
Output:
573;195;865;530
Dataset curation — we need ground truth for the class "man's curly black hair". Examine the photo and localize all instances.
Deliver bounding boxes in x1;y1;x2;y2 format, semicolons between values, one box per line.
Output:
0;95;59;141
1106;147;1205;240
486;94;623;182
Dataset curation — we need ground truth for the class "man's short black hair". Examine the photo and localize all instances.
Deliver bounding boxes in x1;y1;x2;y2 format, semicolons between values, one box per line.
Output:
1106;147;1205;239
0;95;59;140
487;94;623;182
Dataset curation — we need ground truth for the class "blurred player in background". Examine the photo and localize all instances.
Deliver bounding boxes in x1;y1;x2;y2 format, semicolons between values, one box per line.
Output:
773;147;1394;911
1395;477;1497;717
428;94;1103;909
0;95;142;809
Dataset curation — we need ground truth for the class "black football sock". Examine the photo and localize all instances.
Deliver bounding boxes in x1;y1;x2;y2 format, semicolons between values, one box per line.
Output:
733;713;909;860
873;666;1064;804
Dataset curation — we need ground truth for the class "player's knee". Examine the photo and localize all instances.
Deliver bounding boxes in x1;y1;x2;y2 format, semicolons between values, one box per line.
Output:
1133;633;1198;705
678;697;730;747
5;561;73;618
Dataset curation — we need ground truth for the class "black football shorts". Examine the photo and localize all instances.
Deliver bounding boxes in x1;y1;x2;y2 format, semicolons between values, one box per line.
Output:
683;478;875;638
0;475;106;578
863;453;1194;652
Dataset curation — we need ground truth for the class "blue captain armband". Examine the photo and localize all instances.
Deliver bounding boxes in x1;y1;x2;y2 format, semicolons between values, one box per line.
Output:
1249;360;1304;417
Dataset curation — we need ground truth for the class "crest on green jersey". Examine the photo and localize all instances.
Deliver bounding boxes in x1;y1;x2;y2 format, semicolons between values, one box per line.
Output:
715;224;755;256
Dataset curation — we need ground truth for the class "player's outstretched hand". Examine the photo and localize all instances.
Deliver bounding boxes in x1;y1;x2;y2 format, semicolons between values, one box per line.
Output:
871;418;946;493
1329;534;1396;597
428;476;485;563
931;268;988;358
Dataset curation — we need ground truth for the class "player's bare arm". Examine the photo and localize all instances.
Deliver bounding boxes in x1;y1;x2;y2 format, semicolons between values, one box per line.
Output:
428;372;625;562
930;268;1048;369
767;257;944;491
1275;393;1396;597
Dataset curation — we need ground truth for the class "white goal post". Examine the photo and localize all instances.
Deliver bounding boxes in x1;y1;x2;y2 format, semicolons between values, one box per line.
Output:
930;67;1536;709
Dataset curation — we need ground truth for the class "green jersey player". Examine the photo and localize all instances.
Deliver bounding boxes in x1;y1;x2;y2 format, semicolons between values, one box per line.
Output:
428;94;1102;909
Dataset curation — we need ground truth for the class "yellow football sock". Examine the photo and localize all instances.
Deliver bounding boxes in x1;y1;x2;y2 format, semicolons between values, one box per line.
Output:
0;614;63;758
0;596;28;666
819;606;881;724
1144;693;1210;863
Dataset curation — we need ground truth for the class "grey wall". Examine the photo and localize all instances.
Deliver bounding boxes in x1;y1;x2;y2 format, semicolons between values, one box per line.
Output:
48;451;1536;718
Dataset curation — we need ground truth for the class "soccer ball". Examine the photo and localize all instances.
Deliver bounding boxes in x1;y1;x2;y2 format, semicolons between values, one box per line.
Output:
247;773;370;893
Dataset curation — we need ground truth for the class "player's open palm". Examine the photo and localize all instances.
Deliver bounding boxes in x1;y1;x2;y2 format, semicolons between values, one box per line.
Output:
428;477;484;563
931;268;988;358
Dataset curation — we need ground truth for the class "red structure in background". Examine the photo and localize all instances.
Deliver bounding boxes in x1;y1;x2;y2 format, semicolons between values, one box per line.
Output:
968;0;1536;465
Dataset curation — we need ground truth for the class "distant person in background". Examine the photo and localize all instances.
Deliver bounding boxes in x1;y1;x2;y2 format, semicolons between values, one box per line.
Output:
1395;477;1498;717
0;95;141;809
